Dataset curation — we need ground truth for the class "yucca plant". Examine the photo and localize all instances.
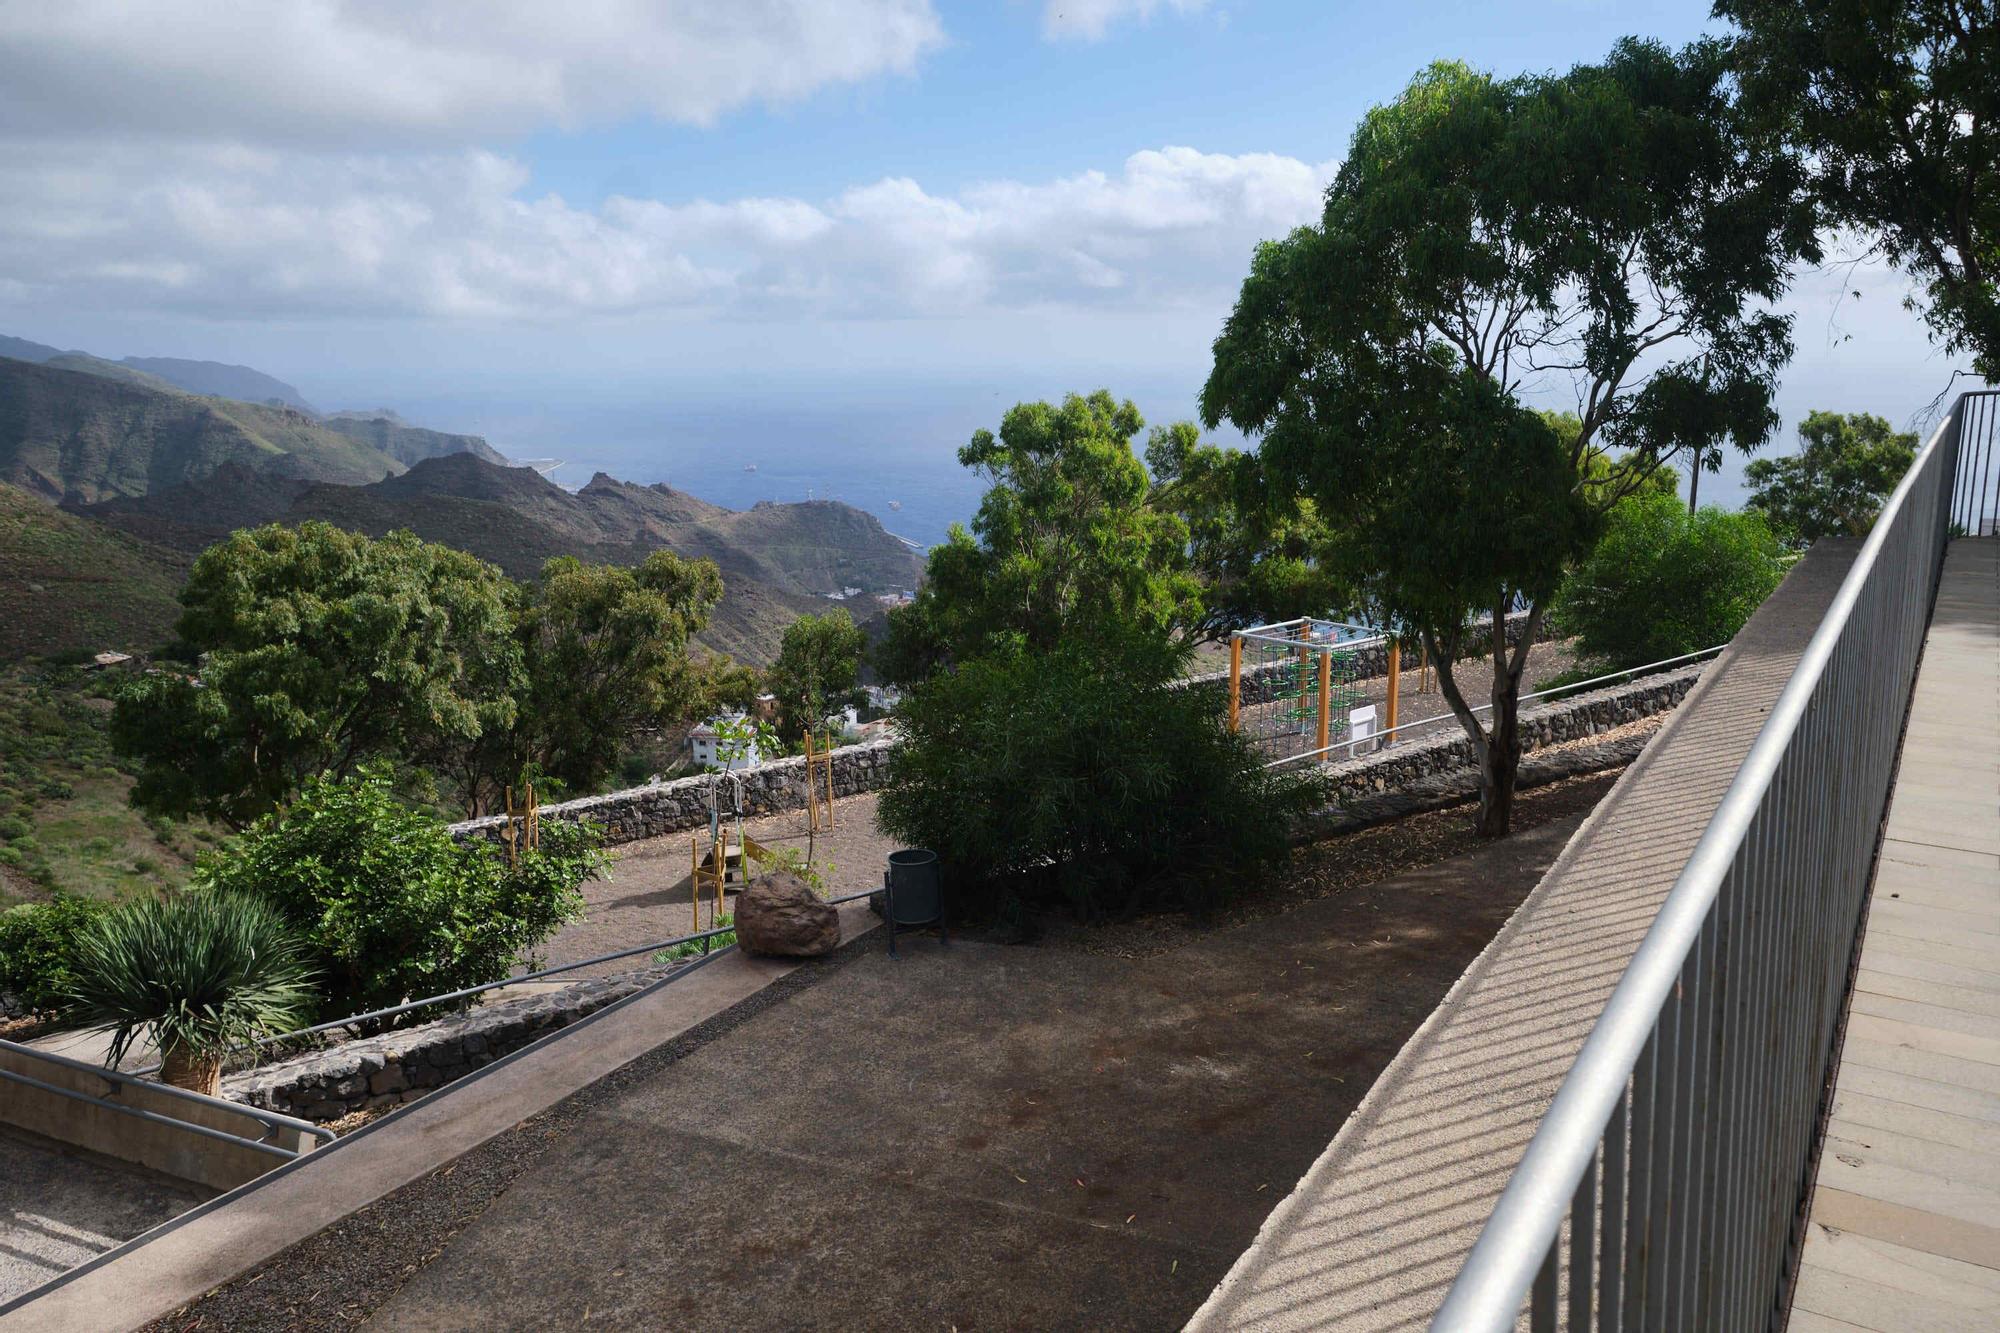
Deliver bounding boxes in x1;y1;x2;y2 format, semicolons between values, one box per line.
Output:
64;890;317;1095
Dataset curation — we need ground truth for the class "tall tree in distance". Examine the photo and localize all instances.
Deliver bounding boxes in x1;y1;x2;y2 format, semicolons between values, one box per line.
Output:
878;391;1201;685
1746;410;1919;547
1143;421;1352;644
767;609;866;743
1718;0;1998;378
1203;42;1817;835
488;550;722;811
112;523;521;827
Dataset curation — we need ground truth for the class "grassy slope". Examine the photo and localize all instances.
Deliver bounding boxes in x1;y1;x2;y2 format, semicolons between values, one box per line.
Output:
0;670;207;908
0;482;188;658
0;356;411;504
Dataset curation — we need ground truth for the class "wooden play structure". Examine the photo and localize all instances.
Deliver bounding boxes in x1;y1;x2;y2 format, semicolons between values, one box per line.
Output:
802;729;835;834
1226;618;1408;766
500;781;540;869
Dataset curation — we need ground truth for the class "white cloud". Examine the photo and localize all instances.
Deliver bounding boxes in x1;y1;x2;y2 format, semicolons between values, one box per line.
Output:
1042;0;1214;42
0;1;946;142
0;143;1335;321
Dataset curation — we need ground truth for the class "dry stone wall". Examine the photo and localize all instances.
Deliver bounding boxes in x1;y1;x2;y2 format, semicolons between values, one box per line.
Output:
225;961;692;1121
450;738;894;849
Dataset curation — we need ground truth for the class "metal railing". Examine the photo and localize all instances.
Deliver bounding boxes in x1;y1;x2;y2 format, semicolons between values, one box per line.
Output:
132;886;879;1078
1263;644;1725;770
1431;390;1987;1331
1;1037;334;1155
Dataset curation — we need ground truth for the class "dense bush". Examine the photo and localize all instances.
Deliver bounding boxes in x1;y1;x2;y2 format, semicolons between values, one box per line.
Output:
0;894;109;1016
64;889;315;1093
194;768;603;1025
1552;493;1786;668
876;627;1316;924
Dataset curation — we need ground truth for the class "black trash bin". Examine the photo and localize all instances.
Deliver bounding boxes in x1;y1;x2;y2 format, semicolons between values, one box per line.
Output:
883;848;946;958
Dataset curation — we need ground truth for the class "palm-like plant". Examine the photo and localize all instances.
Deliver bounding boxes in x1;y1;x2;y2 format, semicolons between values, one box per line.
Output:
65;890;317;1095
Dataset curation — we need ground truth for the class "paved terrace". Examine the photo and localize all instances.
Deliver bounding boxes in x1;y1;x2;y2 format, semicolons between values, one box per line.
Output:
1790;538;2000;1331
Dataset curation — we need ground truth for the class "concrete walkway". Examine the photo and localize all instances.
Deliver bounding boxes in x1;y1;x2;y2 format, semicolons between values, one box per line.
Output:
1185;543;1860;1331
1790;538;2000;1331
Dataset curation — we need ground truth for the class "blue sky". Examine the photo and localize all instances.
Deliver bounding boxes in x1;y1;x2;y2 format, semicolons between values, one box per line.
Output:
0;2;1971;528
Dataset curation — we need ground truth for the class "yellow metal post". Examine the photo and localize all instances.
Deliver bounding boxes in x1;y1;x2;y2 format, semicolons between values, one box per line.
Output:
1227;636;1242;732
1316;647;1331;755
1386;637;1401;734
690;836;700;933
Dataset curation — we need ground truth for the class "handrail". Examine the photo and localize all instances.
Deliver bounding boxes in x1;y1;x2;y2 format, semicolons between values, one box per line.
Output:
132;885;879;1077
1430;393;1973;1328
0;1066;299;1160
2;1037;334;1144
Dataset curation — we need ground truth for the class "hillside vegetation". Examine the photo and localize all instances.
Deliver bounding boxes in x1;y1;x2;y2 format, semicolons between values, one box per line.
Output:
0;356;508;505
0;482;187;659
83;453;923;665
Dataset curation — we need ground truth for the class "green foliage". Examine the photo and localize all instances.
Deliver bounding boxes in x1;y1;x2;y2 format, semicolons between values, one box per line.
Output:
1718;0;1998;377
0;894;109;1016
767;609;866;741
877;627;1315;924
194;768;601;1025
113;522;522;827
445;550;721;813
656;914;734;962
1746;411;1918;547
63;889;316;1073
1143;422;1352;642
1201;41;1815;835
1554;493;1786;668
879;392;1201;685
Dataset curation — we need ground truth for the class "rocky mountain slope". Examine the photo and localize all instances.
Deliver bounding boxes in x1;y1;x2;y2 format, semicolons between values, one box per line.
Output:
0;357;503;504
0;482;187;658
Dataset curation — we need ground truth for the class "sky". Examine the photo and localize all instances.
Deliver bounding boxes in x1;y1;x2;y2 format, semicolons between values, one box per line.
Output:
0;1;1977;532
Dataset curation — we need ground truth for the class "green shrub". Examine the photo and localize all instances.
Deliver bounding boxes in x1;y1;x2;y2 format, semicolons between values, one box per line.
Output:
0;815;28;842
1552;494;1786;669
877;627;1316;924
195;768;603;1025
64;889;315;1093
0;894;110;1016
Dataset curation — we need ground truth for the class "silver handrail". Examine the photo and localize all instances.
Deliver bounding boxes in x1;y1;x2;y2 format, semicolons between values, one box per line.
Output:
1;1037;334;1144
1431;391;1982;1330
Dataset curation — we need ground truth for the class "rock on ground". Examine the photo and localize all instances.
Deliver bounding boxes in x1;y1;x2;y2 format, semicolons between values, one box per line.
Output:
734;871;839;958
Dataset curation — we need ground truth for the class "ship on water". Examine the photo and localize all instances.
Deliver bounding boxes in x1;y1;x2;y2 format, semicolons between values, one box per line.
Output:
743;463;757;472
888;499;901;511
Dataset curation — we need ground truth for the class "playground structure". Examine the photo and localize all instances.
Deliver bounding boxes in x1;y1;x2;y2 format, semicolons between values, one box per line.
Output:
802;730;836;834
500;781;540;868
1227;618;1407;766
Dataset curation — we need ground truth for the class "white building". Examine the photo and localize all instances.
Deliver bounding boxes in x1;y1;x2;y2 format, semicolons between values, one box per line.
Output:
688;714;765;771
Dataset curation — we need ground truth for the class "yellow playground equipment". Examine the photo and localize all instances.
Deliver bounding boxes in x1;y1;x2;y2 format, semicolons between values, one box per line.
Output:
802;729;835;833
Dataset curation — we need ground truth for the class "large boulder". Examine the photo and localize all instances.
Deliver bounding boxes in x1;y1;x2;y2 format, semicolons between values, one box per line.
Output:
735;870;839;958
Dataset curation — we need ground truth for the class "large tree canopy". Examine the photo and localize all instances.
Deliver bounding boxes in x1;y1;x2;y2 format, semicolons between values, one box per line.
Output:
1202;41;1817;835
767;608;866;742
114;523;521;827
1745;410;1919;547
878;391;1201;684
1718;0;1998;378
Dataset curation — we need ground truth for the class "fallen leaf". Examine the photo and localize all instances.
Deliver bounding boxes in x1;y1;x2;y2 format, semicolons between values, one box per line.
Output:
1013;1173;1028;1184
1126;1214;1136;1225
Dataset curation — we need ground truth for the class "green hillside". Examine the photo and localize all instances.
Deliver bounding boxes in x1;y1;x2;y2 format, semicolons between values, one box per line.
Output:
81;453;923;666
0;357;401;503
320;413;510;467
0;482;187;658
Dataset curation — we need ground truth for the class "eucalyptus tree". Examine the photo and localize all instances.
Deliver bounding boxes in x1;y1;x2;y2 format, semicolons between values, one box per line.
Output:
1202;41;1817;835
1719;0;1998;378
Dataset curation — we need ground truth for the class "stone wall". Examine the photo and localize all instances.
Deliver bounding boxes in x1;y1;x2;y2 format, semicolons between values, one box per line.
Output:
450;737;894;849
225;961;692;1122
1315;661;1706;803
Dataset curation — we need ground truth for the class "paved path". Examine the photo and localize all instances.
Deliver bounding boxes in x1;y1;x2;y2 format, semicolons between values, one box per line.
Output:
0;1128;208;1305
1790;538;2000;1332
1186;542;1860;1331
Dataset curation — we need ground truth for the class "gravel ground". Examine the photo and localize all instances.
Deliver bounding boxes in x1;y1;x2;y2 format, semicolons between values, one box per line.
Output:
0;1127;212;1306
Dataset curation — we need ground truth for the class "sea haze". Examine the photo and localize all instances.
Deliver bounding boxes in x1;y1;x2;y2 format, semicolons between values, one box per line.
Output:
317;376;1226;553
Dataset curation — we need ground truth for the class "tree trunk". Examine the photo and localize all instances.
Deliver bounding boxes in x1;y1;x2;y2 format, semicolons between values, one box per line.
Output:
1476;684;1522;838
1688;454;1701;513
159;1041;224;1096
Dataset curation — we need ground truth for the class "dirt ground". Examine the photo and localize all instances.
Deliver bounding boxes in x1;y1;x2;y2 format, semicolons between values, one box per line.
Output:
156;771;1621;1333
535;794;900;978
